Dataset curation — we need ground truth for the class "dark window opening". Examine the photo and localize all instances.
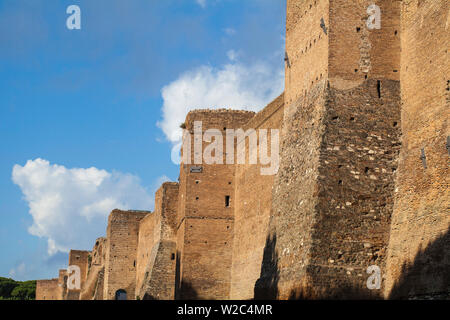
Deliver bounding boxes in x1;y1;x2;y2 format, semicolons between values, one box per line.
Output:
195;196;199;200
354;69;358;73
350;117;355;121
225;196;230;207
332;116;339;121
171;253;175;260
365;167;369;174
377;80;382;98
338;180;343;185
356;27;361;32
393;122;398;127
133;260;136;267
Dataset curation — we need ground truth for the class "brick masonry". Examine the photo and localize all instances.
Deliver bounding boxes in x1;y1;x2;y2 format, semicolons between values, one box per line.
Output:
36;0;449;300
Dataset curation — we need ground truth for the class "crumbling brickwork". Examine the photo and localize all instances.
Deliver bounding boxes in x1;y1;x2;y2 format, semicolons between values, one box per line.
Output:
103;210;149;300
136;182;179;300
259;0;402;299
37;0;448;301
80;237;106;300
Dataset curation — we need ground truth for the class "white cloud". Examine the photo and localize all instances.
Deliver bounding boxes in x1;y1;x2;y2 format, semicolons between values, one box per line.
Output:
226;49;238;62
196;0;207;8
157;58;284;144
224;27;236;36
12;159;157;255
9;262;26;278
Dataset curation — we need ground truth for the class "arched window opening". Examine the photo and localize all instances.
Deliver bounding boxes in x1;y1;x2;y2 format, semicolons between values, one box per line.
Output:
115;289;127;300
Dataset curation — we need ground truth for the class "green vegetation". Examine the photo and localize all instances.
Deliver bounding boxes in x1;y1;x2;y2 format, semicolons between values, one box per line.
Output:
0;277;36;300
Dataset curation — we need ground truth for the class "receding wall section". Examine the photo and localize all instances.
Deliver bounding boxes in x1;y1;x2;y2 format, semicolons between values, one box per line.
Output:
103;210;149;300
176;110;254;299
136;182;179;300
385;0;450;299
230;94;285;299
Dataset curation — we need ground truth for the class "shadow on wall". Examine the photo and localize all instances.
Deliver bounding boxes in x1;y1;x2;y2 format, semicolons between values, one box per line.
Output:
174;251;198;299
254;233;279;299
388;227;450;300
254;232;378;300
253;228;449;300
286;278;379;300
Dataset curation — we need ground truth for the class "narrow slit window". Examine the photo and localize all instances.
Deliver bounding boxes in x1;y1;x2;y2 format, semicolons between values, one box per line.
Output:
377;80;381;98
225;196;230;207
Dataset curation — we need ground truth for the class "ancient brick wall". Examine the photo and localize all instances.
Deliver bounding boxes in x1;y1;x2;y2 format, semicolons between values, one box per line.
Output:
57;269;67;300
36;279;59;300
140;240;177;300
66;250;90;300
136;182;179;299
262;0;402;299
385;0;450;299
103;209;149;300
285;0;329;106
136;213;158;296
80;237;106;300
176;110;254;299
329;0;401;88
230;94;284;299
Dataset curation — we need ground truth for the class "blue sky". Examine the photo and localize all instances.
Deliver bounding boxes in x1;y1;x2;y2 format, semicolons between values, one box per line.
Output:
0;0;285;281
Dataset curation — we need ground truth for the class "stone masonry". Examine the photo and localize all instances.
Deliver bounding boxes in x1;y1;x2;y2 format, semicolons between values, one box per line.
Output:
36;0;449;300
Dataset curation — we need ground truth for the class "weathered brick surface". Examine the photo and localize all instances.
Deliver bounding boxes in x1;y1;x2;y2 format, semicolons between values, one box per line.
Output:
261;0;402;299
103;210;149;300
136;182;179;299
80;237;106;300
176;110;254;299
230;94;285;299
36;279;59;300
385;0;450;299
66;250;90;300
140;240;177;300
37;0;448;301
